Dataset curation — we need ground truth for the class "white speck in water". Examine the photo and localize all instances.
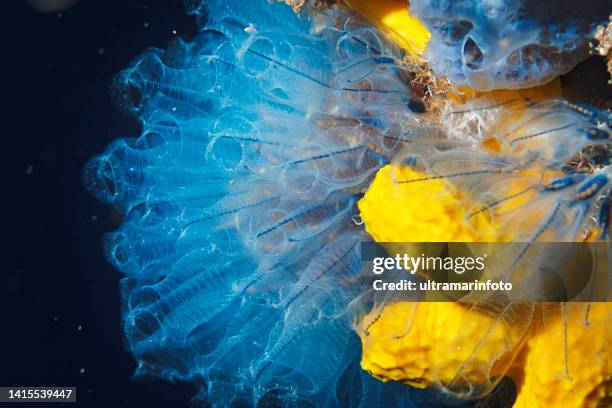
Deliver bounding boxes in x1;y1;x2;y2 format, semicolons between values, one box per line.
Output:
97;47;105;55
244;23;256;34
80;368;86;374
144;21;149;28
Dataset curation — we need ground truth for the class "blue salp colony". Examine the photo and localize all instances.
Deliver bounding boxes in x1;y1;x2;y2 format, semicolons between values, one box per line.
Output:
84;0;443;406
411;0;609;90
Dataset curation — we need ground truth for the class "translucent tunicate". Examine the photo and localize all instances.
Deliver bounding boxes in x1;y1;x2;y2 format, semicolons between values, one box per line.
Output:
411;0;610;90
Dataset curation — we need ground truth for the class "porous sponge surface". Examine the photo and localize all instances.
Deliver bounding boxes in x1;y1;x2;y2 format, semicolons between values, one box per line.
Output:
360;302;525;389
358;164;611;407
513;303;612;408
357;164;500;242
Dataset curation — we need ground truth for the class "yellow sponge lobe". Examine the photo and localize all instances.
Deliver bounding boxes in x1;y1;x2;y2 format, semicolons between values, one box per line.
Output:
345;0;430;59
357;165;501;242
360;302;526;391
514;303;611;408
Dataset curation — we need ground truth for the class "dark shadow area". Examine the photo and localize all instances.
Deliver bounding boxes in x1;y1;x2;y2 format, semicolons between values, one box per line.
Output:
4;1;198;406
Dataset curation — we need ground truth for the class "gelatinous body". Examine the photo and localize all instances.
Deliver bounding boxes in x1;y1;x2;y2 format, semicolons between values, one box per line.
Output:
84;0;449;406
433;98;612;243
411;0;610;90
376;97;612;237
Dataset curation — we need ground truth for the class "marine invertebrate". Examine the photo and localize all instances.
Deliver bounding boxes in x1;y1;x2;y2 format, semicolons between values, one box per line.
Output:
513;303;611;408
346;0;431;60
358;165;502;243
85;0;612;406
360;302;528;392
360;302;611;407
410;0;610;90
360;97;612;244
347;0;457;117
84;0;445;406
357;95;612;406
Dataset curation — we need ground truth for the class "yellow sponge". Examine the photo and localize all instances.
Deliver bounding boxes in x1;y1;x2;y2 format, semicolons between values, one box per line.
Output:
361;301;611;406
345;0;430;59
358;164;611;407
357;165;501;242
360;301;526;391
514;303;611;408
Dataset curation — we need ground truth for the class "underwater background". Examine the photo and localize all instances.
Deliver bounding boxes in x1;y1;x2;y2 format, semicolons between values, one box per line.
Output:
5;1;200;406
